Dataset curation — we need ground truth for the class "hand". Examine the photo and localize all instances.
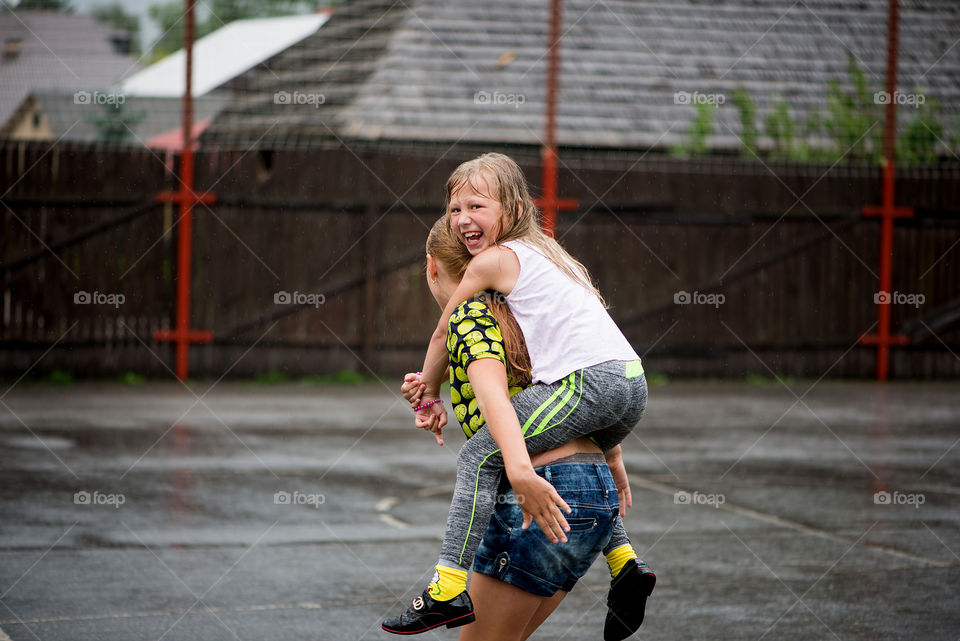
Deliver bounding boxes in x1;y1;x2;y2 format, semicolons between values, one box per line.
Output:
414;397;447;446
509;469;571;544
401;372;425;407
605;446;632;516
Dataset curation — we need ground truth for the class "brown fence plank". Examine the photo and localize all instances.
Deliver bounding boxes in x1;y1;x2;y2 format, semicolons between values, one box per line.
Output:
2;141;959;379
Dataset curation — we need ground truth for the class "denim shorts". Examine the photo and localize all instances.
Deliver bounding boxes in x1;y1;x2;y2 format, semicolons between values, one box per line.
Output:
472;460;619;597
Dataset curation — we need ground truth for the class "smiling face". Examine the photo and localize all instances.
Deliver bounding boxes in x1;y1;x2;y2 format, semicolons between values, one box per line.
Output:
447;173;504;255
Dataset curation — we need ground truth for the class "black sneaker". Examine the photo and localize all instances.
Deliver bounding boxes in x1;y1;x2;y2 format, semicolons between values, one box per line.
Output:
603;560;656;641
381;589;475;635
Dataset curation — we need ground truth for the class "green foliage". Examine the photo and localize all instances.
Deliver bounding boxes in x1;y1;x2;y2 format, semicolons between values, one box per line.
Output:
48;370;73;385
898;97;944;165
298;370;375;385
793;110;833;162
257;369;380;385
672;102;714;157
93;4;141;55
297;374;330;385
204;0;325;26
730;55;948;165
89;101;146;143
689;102;714;155
821;57;882;162
952;119;960;159
745;373;797;386
331;370;367;384
677;55;949;164
147;2;194;61
645;373;669;387
731;88;758;157
764;99;794;159
118;372;146;385
254;370;290;384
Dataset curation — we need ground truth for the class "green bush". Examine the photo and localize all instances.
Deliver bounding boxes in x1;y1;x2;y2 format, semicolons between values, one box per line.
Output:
693;56;948;164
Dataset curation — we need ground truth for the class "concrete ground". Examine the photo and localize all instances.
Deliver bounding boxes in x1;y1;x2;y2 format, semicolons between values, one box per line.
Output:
0;379;958;641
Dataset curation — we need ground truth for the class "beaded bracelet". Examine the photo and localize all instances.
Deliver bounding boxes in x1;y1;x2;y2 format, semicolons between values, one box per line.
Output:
413;399;442;412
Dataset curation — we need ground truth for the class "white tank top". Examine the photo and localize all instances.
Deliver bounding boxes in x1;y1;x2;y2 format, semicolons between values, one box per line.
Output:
502;240;639;384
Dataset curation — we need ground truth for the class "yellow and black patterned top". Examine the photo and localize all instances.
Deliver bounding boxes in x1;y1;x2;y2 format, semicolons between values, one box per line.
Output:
446;292;525;439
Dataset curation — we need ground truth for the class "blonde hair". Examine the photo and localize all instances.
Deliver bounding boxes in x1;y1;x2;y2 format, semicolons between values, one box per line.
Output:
425;215;470;279
444;152;606;306
426;216;532;388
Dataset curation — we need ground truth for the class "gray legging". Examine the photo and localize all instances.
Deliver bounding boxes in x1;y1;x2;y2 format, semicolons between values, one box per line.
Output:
438;359;647;571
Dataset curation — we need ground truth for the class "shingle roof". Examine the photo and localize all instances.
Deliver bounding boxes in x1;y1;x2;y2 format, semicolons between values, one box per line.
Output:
0;10;140;128
201;0;960;151
118;14;330;98
3;91;229;146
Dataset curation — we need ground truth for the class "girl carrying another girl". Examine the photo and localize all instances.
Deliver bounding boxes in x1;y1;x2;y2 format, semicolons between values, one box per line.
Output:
382;154;655;640
411;217;621;640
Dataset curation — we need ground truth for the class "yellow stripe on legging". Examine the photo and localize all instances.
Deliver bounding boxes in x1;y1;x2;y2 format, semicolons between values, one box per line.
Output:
458;370;584;566
528;371;582;437
460;448;503;565
520;375;569;436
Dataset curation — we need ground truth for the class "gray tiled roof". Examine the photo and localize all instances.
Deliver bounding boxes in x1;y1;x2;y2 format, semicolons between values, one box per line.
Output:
200;0;960;151
0;10;141;128
6;91;230;145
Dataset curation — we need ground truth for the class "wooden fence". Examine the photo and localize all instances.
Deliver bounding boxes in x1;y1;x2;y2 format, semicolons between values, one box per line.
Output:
2;140;959;379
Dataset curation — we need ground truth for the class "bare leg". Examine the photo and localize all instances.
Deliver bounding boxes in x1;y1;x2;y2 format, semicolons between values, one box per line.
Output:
520;589;567;641
458;573;567;641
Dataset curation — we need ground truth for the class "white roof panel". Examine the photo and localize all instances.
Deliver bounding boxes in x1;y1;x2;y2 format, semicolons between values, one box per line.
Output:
119;14;328;97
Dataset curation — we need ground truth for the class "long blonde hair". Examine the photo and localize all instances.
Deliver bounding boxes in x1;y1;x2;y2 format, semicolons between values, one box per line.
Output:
444;152;606;306
426;216;532;388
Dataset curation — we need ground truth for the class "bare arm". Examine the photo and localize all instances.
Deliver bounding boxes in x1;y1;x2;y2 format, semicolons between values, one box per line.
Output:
415;247;520;436
420;247;519;396
605;444;632;516
468;358;571;543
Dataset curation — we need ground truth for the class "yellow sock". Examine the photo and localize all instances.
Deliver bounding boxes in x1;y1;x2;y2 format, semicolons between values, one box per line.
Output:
427;564;468;601
605;544;638;579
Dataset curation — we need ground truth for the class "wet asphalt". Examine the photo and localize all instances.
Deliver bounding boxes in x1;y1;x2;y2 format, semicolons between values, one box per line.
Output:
0;380;958;640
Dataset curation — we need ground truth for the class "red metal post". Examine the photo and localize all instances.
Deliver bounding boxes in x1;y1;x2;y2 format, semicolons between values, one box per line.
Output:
153;0;214;380
536;0;577;236
859;0;912;381
175;23;196;383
